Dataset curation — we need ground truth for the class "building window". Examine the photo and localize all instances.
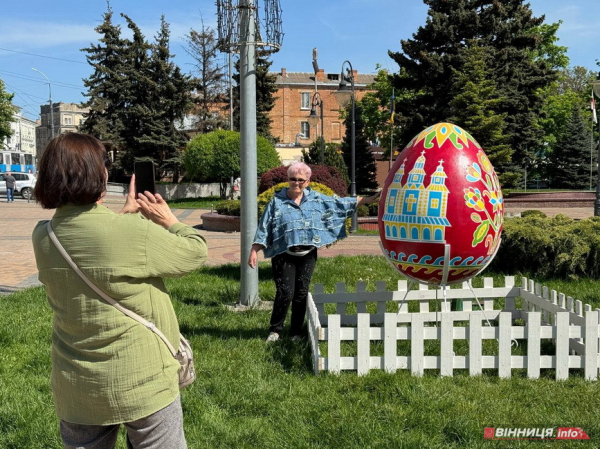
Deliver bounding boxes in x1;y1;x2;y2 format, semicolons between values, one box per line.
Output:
301;122;310;138
301;92;310;110
64;116;72;125
332;122;341;140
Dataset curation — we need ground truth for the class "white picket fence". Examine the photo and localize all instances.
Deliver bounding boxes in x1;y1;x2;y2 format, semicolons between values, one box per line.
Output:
306;276;600;380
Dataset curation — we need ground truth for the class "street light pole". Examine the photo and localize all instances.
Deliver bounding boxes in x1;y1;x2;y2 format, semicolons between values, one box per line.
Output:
31;68;54;141
308;92;325;164
333;60;357;231
592;77;600;216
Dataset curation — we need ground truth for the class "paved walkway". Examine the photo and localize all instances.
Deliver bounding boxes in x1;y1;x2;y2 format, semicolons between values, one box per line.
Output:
0;194;594;294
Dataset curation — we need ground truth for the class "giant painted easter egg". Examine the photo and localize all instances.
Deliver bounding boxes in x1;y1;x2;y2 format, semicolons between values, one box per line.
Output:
378;123;503;285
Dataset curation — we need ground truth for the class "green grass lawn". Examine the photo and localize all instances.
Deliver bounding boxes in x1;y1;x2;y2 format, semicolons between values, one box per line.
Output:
167;196;223;209
1;256;599;448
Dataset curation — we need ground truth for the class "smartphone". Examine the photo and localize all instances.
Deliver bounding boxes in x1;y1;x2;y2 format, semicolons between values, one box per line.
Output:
134;161;156;195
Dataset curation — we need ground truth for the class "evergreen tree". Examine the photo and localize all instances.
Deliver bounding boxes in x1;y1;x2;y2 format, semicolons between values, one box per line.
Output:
448;43;511;168
549;105;594;189
80;5;127;152
341;102;378;192
185;19;227;133
389;0;557;186
301;138;350;185
231;49;278;140
0;78;15;142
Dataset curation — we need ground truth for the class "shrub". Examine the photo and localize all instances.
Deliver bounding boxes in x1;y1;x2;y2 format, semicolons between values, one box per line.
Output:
521;209;547;218
357;205;369;217
215;200;241;216
257;182;336;217
489;215;600;279
259;164;348;196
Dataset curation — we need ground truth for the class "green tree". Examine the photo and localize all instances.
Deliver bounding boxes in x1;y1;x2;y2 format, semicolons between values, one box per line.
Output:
301;138;350;185
389;0;558;186
549;105;594;189
81;5;127;152
0;78;15;143
185;18;227;133
231;49;278;141
183;130;280;197
82;10;193;179
448;43;511;168
341;101;378;192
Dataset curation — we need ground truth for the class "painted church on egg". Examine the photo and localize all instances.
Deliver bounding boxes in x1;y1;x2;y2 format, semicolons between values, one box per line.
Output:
382;151;451;243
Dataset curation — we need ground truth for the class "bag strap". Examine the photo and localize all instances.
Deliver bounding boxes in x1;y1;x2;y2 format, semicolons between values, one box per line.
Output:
46;220;179;358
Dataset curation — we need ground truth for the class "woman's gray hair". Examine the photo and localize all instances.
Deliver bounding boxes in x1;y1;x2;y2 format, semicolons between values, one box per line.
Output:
287;162;311;179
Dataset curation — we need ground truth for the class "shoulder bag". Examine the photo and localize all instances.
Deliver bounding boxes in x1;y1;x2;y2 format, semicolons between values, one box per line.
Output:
46;220;196;389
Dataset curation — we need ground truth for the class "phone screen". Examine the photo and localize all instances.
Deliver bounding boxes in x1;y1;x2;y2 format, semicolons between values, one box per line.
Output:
134;161;156;195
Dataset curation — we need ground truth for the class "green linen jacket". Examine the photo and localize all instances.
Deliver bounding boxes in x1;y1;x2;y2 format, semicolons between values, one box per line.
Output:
32;203;208;425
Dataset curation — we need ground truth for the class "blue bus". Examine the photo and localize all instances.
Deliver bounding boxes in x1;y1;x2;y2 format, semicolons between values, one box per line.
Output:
0;151;36;174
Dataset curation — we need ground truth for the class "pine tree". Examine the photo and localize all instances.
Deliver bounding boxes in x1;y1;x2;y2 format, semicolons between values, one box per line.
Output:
549;105;594;189
448;43;511;168
231;49;278;140
185;19;227;133
389;0;557;186
341;102;378;193
0;78;15;142
80;5;127;152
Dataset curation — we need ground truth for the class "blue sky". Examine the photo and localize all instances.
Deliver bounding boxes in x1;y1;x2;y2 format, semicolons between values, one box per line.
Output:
1;0;599;121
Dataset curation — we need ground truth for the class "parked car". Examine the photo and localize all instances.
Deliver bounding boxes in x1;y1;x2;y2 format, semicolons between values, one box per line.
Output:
0;172;37;199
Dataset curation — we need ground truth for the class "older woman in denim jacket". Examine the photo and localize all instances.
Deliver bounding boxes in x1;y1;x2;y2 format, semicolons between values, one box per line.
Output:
248;162;379;342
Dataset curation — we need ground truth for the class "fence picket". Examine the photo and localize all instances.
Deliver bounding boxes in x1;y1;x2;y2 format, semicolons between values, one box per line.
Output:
357;314;370;376
498;312;512;379
469;315;483;376
585;311;599;380
411;314;424;376
527;312;541;379
384;313;397;373
555;312;569;380
328;315;341;374
441;313;453;377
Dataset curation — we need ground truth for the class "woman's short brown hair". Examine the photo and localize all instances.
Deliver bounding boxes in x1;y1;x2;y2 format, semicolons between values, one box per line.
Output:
34;133;110;209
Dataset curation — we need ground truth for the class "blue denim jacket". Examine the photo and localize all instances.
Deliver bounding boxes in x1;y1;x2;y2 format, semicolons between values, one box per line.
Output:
253;187;358;258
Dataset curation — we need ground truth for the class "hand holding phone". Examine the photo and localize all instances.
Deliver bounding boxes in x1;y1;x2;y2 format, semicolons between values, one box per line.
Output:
134;161;156;196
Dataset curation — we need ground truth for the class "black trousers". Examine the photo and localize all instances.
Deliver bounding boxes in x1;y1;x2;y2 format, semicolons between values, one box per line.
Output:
269;249;318;335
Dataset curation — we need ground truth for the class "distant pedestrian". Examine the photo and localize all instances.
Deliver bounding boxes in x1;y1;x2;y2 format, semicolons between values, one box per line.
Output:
5;172;16;202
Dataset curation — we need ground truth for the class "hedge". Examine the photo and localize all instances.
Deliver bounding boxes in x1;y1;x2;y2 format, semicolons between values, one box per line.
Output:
259;165;348;196
489;215;600;279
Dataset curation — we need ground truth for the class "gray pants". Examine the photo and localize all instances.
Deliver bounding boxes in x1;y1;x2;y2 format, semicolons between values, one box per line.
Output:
59;395;187;449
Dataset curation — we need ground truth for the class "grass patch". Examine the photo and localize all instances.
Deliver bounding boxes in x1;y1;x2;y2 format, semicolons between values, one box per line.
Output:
2;256;600;447
167;196;223;209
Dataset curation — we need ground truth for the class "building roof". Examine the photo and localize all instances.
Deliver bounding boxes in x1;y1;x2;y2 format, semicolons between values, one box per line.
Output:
273;70;377;88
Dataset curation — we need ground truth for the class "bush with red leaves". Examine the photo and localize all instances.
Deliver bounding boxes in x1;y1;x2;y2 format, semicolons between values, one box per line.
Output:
258;164;348;196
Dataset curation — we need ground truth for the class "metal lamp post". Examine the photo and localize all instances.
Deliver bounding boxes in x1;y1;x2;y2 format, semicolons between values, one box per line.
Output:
333;60;357;231
31;68;54;140
592;78;600;216
307;92;325;164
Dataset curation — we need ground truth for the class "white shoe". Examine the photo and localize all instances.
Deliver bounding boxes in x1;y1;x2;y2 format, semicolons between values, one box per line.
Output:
266;332;279;343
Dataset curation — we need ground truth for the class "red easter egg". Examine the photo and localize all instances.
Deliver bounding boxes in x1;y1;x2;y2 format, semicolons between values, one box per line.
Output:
378;123;503;285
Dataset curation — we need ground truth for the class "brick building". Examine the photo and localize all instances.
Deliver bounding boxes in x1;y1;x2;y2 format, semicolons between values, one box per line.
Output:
270;67;376;165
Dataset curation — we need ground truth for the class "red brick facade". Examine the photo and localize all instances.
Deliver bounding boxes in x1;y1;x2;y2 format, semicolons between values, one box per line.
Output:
270;68;376;147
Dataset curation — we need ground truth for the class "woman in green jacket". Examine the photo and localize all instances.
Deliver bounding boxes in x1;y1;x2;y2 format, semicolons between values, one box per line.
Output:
32;133;207;449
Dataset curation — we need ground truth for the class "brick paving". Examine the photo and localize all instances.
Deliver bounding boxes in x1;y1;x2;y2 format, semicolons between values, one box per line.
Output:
0;193;594;294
